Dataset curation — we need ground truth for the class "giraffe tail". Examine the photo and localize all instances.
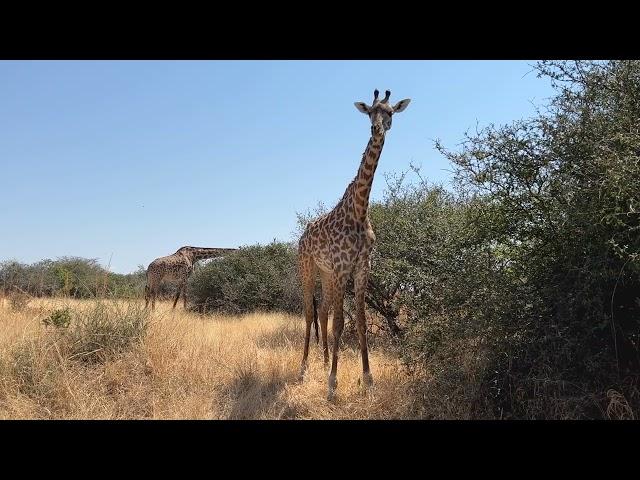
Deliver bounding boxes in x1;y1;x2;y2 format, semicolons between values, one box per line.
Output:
313;295;319;344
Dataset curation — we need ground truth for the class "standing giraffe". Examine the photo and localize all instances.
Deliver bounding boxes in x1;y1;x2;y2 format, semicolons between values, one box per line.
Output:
298;89;411;399
144;246;237;310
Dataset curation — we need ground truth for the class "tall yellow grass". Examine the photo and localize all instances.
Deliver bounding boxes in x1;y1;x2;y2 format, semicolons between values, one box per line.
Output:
0;297;425;419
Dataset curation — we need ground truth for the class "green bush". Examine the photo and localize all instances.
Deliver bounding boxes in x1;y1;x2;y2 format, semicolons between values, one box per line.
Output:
42;308;72;328
188;242;302;314
421;60;640;418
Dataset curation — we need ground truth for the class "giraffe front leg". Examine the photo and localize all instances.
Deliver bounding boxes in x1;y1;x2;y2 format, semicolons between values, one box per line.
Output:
319;270;334;368
328;276;347;401
354;258;373;390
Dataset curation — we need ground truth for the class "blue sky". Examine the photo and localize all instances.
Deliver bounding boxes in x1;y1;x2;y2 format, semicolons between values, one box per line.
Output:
0;61;554;274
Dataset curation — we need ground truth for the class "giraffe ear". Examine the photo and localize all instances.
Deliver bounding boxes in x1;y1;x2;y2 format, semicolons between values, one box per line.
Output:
392;99;411;113
354;102;371;114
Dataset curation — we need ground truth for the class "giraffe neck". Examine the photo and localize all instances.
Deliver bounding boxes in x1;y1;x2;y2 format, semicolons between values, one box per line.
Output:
179;247;236;263
344;130;386;223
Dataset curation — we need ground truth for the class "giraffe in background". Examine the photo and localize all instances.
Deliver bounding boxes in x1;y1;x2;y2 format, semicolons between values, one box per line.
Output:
297;89;411;399
144;246;237;310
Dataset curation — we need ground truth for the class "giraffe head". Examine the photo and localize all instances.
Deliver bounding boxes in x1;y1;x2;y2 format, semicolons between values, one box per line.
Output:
354;89;411;135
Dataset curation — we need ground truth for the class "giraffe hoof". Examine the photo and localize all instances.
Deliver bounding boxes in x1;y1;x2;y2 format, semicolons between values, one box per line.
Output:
327;375;337;400
327;387;337;402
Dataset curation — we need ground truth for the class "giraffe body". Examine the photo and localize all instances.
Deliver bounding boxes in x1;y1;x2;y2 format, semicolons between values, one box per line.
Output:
298;89;411;399
144;246;236;310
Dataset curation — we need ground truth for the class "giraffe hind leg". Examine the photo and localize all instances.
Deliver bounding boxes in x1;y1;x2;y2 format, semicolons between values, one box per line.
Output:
146;281;158;311
313;296;319;344
299;254;317;381
318;269;334;368
172;286;181;309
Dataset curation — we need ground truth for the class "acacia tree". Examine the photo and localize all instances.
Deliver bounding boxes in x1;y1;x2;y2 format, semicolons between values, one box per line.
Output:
434;60;640;418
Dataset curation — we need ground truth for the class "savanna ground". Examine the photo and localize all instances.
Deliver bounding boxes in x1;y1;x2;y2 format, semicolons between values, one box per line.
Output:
0;296;428;419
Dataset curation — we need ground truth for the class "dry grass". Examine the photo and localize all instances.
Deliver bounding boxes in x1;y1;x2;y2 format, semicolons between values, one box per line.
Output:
0;297;425;419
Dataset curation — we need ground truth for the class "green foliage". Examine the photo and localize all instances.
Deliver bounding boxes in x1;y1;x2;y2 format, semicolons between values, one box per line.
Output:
0;258;147;299
188;242;302;314
42;308;72;328
367;171;462;335
421;60;640;418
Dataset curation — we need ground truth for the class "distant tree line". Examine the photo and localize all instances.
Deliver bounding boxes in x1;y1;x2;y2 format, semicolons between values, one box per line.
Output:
0;257;148;299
